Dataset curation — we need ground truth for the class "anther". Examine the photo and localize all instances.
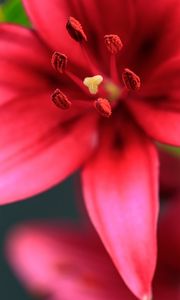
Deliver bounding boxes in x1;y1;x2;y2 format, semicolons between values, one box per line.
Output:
122;68;141;91
51;89;71;109
94;98;112;118
51;52;67;74
104;34;123;54
83;75;103;95
66;16;87;42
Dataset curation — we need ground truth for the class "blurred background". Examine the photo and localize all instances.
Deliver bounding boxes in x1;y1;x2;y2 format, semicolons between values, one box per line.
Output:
0;174;80;300
0;3;80;299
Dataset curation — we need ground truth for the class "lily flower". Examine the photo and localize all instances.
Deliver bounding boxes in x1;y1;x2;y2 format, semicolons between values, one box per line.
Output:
6;197;180;300
1;0;180;298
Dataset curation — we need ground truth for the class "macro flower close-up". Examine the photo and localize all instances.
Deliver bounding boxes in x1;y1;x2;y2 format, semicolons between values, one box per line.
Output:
0;0;180;299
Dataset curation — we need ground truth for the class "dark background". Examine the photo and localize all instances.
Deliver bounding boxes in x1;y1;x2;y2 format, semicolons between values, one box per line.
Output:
0;175;81;299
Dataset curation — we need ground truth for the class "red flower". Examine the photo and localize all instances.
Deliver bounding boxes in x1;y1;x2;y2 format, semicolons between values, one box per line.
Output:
1;0;180;299
6;197;180;300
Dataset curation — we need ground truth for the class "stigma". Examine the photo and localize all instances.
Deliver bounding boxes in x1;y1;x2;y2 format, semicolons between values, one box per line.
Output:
83;75;103;94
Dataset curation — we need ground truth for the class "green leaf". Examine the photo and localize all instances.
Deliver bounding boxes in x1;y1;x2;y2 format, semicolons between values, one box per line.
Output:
0;0;31;26
158;144;180;157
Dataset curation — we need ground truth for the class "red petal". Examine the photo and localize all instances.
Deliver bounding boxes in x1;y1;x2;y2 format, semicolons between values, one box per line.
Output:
22;0;135;73
130;0;180;77
127;99;180;146
0;24;52;103
82;114;159;300
141;56;180;98
6;222;134;300
0;93;98;204
22;0;87;71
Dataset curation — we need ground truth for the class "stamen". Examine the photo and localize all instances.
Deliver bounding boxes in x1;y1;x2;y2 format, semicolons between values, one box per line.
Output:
94;98;112;118
109;55;119;84
104;34;122;83
83;75;103;94
51;89;72;109
104;34;123;54
122;68;141;91
51;51;90;94
66;16;87;42
66;17;99;74
51;52;67;74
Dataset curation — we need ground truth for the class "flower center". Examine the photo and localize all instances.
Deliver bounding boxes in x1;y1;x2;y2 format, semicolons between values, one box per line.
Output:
51;16;141;118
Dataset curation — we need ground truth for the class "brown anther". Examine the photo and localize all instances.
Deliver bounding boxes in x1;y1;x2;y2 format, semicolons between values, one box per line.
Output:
94;98;112;118
66;16;87;42
51;52;67;74
51;89;71;109
104;34;123;54
122;68;141;91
